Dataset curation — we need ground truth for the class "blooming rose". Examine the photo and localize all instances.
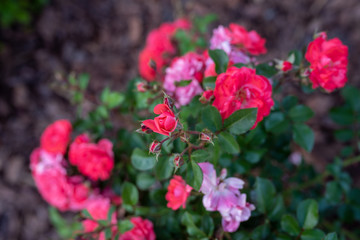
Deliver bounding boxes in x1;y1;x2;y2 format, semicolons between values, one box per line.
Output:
142;103;177;136
165;175;192;210
138;19;191;81
163;52;205;106
229;24;267;56
305;32;348;92
82;197;116;240
119;217;156;240
30;148;90;211
213;66;274;129
40;120;72;154
198;162;254;232
69;134;114;181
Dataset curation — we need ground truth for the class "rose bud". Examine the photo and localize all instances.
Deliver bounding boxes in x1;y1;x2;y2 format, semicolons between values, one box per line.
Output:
281;61;292;72
139;123;153;134
142;103;177;136
200;132;214;145
173;154;183;172
149;140;161;154
164;95;175;109
199;90;214;104
136;82;147;92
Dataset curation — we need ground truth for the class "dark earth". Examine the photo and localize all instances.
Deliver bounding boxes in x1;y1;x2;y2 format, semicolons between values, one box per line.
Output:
0;0;360;239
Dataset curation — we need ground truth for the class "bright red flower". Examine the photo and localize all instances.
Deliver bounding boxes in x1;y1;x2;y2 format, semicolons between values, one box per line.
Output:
40;120;72;154
282;61;293;72
165;175;192;210
69;134;114;181
119;217;156;240
142;103;177;136
138;19;191;82
213;67;273;129
30;148;91;211
229;24;267;56
305;32;348;92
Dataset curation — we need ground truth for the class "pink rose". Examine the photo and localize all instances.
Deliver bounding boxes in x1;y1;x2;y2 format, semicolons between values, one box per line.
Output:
69;134;114;181
40;120;72;154
165;175;192;210
119;217;156;240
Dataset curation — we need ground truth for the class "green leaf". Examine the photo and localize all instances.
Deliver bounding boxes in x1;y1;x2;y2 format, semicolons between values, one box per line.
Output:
201;215;214;237
81;209;93;220
296;199;319;229
201;105;222;132
288;105;314;122
244;150;265;164
325;181;342;204
174;30;195;55
181;212;207;238
288;50;303;66
218;132;240;154
194;14;218;34
155;155;174;180
186;161;203;191
131;148;157;171
175;79;192;87
208;49;229;74
121;182;139;205
281;214;301;236
330;106;354;125
256;63;278;78
136;172;156;190
78;73;90;90
268;195;286;221
341;86;360;112
264;112;289;134
191;148;213;163
251;223;270;240
334;129;353;142
224;108;257;135
324;233;338;240
203;76;217;89
293;124;314;152
232;63;247;68
282;95;298;110
49;207;82;238
254;177;276;214
118;220;134;233
107;205;116;221
300;229;325;240
101;88;125;109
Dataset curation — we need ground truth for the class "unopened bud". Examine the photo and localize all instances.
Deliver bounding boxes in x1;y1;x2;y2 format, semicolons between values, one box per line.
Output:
200;132;214;145
199;90;214;104
149;140;161;154
140;123;153;134
164;95;175;109
173;154;183;169
136;82;147;92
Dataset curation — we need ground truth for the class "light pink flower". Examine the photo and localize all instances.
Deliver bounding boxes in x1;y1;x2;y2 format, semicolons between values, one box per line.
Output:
163;52;205;107
198;162;254;232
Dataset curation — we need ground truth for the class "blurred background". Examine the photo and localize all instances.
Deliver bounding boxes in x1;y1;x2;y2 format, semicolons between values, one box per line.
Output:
0;0;359;239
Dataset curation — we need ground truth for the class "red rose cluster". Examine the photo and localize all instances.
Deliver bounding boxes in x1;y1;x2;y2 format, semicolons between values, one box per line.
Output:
30;120;116;211
138;19;191;81
305;32;348;92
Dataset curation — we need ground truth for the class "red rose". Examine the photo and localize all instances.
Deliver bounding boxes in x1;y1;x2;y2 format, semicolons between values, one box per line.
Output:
229;24;267;56
119;217;156;240
138;19;191;82
213;66;273;129
305;32;348;92
142;103;177;136
40;120;72;154
165;175;192;210
282;61;293;72
69;134;114;181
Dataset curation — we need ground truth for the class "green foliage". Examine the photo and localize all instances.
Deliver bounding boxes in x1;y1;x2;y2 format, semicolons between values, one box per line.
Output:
208;49;229;74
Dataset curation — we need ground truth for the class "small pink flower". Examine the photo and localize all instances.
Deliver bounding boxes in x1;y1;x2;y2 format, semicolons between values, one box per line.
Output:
165;175;192;210
163;52;206;107
198;162;254;232
119;217;156;240
142;103;178;136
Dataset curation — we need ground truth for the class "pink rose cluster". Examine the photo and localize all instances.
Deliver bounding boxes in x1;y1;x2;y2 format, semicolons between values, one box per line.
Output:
198;162;255;232
31;120;156;240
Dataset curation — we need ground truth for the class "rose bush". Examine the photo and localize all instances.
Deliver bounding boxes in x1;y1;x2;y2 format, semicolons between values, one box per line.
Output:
31;15;360;240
